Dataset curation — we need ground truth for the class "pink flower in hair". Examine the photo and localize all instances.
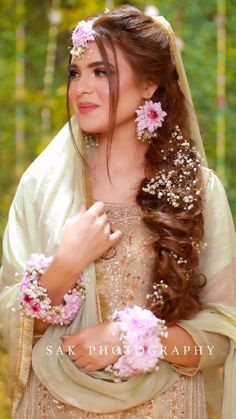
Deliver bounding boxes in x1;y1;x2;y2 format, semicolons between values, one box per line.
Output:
71;20;95;57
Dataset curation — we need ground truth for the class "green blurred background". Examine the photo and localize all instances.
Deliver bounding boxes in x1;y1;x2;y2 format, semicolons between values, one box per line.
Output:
0;0;235;417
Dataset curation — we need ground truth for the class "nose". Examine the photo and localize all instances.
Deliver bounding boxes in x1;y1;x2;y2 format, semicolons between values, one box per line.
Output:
74;74;93;95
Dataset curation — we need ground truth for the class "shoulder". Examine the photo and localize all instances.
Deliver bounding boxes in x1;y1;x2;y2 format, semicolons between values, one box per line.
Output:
200;166;228;207
15;120;79;203
9;119;80;215
21;122;73;185
200;166;235;232
198;167;236;284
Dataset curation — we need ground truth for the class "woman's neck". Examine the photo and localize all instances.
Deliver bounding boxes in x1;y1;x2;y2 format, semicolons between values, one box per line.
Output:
92;123;149;173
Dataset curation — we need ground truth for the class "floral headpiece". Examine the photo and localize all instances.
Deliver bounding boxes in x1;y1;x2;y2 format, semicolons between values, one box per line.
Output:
70;20;96;58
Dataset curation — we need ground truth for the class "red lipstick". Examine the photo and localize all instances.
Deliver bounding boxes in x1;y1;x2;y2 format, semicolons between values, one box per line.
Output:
78;102;99;114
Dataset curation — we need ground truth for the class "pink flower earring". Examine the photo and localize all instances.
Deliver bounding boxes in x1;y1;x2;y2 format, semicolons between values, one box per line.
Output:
135;100;167;144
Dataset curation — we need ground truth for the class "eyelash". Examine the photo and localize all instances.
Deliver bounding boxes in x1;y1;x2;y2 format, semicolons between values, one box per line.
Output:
68;68;109;79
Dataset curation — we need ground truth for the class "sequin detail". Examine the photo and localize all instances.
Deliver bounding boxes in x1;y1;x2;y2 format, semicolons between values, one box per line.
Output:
14;366;208;418
96;202;156;321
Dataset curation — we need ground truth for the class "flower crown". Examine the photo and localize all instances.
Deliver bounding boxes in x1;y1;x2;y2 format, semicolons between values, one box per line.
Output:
70;20;96;58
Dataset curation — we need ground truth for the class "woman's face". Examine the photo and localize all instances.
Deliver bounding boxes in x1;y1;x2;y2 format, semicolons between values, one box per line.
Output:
68;41;155;135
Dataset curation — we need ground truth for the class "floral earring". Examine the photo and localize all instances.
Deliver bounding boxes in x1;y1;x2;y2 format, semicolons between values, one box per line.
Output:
135;100;167;144
82;132;100;148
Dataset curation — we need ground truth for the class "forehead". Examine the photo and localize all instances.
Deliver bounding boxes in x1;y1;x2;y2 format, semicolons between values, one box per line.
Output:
70;40;132;72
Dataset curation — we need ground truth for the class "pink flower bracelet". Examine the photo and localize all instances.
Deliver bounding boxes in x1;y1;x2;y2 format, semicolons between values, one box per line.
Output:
19;253;85;326
105;305;168;381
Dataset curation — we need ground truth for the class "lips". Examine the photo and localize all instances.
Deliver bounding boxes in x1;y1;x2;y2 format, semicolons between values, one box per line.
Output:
78;102;99;114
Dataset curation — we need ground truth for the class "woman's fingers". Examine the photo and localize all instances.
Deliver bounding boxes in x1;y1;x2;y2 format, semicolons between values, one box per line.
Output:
104;222;111;236
68;349;83;361
83;363;97;372
87;201;105;217
79;202;87;213
66;346;95;369
98;213;108;225
74;356;90;368
110;227;123;244
72;201;123;254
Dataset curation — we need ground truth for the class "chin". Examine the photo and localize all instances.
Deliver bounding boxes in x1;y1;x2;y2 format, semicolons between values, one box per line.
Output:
78;123;107;134
76;117;108;133
80;127;103;134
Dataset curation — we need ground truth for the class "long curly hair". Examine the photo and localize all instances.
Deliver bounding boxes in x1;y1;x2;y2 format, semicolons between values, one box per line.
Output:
67;6;206;326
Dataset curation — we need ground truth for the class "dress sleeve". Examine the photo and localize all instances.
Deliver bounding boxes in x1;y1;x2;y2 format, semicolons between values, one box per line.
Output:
171;169;236;376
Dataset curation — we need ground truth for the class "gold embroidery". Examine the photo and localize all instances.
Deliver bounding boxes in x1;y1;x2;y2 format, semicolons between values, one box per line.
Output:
11;308;34;416
95;203;156;321
38;376;154;418
15;367;208;418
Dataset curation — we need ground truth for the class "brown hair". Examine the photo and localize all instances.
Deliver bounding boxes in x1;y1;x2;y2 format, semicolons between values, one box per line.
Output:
67;6;206;326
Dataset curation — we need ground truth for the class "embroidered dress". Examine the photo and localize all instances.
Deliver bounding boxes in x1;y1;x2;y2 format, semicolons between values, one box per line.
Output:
14;202;208;419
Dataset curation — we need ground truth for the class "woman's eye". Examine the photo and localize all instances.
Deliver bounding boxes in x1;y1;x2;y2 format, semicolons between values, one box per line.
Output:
68;70;80;79
94;68;108;77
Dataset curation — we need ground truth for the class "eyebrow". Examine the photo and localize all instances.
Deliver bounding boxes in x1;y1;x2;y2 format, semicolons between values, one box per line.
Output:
69;61;115;69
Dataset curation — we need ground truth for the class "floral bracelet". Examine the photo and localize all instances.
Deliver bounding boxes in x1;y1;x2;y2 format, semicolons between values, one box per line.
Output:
105;305;168;381
19;253;85;326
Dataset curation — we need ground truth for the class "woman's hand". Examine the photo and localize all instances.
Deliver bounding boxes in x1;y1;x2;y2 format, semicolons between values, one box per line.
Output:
54;201;123;280
61;321;123;372
38;201;123;306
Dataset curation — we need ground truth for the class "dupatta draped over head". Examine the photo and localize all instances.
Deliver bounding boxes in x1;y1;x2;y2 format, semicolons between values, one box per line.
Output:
0;16;236;419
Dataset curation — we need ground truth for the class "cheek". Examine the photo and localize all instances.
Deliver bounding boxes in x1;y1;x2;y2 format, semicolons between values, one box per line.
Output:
119;72;142;108
97;83;109;105
117;82;142;118
68;83;76;103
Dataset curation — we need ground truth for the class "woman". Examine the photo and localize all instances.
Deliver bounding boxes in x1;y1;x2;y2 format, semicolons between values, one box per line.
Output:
0;6;236;419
